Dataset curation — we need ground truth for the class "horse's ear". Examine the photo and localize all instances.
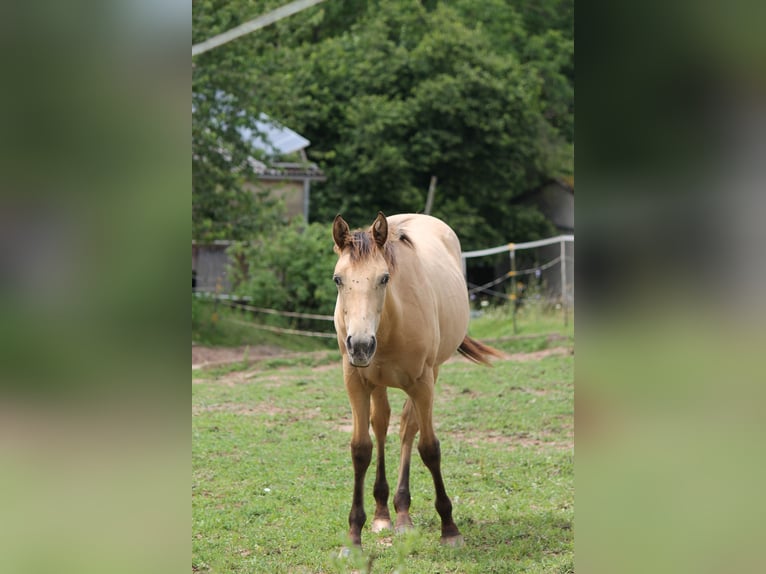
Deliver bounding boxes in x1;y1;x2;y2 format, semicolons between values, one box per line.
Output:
372;211;388;247
333;214;350;250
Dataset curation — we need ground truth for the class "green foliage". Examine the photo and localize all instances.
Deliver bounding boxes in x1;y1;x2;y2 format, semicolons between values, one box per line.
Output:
192;0;299;241
268;3;569;248
192;0;573;248
191;79;282;241
228;219;338;319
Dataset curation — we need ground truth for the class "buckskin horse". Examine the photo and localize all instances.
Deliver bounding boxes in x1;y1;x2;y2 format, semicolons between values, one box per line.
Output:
332;212;500;549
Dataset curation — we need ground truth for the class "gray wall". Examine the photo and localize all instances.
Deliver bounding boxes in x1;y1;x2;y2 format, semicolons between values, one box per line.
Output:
192;244;232;293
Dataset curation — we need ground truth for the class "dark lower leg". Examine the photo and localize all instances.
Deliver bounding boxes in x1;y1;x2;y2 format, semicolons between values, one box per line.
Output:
393;458;413;530
394;400;417;531
348;441;372;546
372;451;391;527
418;439;461;540
370;388;391;530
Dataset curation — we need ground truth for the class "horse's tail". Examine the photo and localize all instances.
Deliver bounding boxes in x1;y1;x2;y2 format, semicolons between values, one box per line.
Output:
458;336;504;366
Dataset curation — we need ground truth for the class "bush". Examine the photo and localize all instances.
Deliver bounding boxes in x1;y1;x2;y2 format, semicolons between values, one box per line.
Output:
227;219;338;326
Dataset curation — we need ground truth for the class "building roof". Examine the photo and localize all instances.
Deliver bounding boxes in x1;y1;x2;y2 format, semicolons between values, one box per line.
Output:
200;91;311;156
238;114;310;157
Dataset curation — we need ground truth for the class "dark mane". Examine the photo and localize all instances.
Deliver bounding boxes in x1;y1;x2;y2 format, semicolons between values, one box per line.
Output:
345;227;414;271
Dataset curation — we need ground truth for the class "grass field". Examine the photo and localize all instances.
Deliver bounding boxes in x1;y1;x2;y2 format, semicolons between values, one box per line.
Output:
192;296;573;355
192;335;573;573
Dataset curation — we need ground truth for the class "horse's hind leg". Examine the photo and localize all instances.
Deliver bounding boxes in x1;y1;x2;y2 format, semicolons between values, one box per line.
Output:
370;386;392;532
410;369;463;546
393;397;418;532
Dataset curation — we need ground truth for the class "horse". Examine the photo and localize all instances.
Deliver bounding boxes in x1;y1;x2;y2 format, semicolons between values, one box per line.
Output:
332;211;501;549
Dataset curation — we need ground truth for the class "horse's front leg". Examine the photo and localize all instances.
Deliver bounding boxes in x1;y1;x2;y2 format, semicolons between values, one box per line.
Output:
370;386;392;532
345;369;372;547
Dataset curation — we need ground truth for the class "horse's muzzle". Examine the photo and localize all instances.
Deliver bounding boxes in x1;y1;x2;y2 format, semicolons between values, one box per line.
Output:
346;335;377;367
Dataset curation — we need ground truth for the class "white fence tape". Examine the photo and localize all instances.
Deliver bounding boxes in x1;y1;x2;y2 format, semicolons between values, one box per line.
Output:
194;233;575;335
194;292;334;322
225;318;336;339
461;234;574;259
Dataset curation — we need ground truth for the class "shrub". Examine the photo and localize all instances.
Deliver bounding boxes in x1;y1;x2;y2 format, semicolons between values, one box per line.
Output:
228;219;338;326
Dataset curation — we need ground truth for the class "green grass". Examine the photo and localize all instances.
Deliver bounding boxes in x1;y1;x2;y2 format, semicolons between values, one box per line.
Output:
192;296;572;355
193;352;573;573
468;307;574;355
192;297;335;352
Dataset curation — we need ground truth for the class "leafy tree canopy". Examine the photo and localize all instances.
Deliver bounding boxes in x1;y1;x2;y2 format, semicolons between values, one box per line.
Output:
193;0;572;249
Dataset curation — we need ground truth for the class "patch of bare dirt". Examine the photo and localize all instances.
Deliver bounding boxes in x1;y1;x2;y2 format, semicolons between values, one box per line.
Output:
445;345;573;365
327;420;573;452
448;427;574;451
503;346;574;362
192;345;287;369
192;343;572;371
192;402;287;416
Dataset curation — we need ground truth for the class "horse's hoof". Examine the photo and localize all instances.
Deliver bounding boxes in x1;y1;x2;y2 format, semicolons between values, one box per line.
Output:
440;534;465;547
394;524;413;535
371;518;392;533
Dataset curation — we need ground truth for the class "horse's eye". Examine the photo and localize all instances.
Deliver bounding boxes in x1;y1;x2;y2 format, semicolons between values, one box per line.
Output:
380;274;390;286
333;276;342;286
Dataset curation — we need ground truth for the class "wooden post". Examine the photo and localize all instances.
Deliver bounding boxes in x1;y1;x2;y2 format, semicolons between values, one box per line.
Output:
424;176;437;215
510;245;518;334
303;178;310;221
560;239;568;327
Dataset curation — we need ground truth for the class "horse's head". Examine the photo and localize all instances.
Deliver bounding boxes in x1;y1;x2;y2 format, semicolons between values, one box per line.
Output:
332;211;392;367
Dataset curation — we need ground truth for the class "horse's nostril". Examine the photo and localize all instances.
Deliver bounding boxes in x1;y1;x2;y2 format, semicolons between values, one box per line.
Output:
346;335;353;351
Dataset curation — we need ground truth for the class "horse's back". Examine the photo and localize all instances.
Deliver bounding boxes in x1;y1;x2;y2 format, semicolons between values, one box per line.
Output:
388;214;469;363
388;214;463;267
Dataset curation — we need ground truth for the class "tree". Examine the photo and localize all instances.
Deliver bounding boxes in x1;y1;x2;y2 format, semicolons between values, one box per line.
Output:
192;0;573;249
257;2;565;247
227;219;338;319
192;0;296;240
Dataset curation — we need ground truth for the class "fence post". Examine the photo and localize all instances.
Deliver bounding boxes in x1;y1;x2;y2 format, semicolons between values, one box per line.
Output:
510;245;518;334
560;239;568;327
303;178;310;221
